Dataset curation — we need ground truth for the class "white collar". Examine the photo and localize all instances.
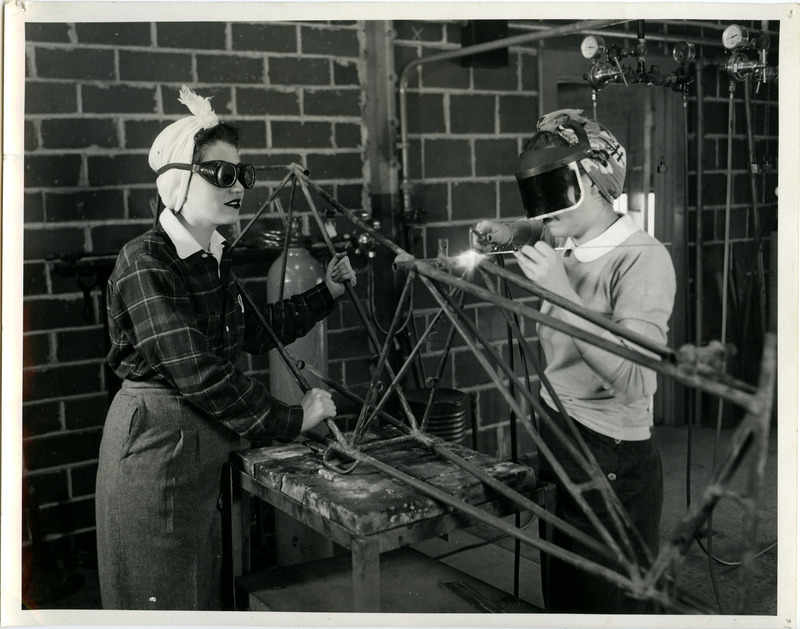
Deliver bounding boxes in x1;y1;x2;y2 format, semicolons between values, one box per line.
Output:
159;210;226;265
563;213;640;262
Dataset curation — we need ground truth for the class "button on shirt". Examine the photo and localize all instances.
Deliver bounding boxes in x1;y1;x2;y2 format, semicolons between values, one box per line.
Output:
105;210;335;441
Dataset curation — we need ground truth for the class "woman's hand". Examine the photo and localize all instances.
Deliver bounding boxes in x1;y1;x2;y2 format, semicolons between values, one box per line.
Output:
471;220;512;253
324;252;356;299
300;388;336;431
513;241;576;299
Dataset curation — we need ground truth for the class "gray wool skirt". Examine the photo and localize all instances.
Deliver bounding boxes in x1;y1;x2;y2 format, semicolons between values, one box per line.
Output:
95;380;242;610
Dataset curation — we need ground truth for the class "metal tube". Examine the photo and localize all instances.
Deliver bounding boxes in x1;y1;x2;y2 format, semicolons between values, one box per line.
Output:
397;19;629;218
742;75;768;339
352;271;417;440
419;288;466;432
292;169;421;434
734;332;777;611
326;437;637;594
395;254;676;362
643;333;776;590
229;169;295;252
402;254;760;410
426;439;615;561
417;274;631;565
277;176;299;302
291;163;407;257
231;274;347;446
356;302;452;443
475;266;654;565
694;60;706;428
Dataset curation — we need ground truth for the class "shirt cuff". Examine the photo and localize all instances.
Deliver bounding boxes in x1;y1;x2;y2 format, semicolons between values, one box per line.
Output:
271;399;305;438
317;281;337;309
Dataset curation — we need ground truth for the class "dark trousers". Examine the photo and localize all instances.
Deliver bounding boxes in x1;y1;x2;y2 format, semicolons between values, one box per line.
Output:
537;404;663;614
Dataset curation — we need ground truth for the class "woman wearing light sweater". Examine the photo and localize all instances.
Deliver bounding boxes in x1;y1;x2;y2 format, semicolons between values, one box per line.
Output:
473;109;676;614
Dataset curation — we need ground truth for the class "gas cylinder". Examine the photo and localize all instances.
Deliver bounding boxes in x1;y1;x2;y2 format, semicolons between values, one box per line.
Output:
267;219;328;405
267;219;334;566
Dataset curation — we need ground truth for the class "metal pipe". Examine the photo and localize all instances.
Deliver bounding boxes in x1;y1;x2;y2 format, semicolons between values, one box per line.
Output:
352;271;417;441
643;333;776;591
475;266;654;564
277;176;299;302
396;253;677;362
742;75;768;339
303;344;618;563
397;19;629;218
419;291;466;433
326;436;639;595
417;274;633;566
229;169;295;251
402;254;762;411
231;274;347;446
292;168;421;436
356;301;453;443
694;60;705;428
735;340;776;612
511;20;779;46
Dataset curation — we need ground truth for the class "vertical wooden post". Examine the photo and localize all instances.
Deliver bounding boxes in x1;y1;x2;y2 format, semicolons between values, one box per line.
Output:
351;537;381;612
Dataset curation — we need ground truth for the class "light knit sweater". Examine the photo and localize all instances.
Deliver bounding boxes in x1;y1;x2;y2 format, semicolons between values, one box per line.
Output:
531;214;676;441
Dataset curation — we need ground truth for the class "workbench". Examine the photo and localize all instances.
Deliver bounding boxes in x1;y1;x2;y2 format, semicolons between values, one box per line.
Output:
221;431;554;612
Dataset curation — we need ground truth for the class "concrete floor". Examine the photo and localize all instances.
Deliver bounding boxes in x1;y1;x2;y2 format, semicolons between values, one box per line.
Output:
33;424;779;615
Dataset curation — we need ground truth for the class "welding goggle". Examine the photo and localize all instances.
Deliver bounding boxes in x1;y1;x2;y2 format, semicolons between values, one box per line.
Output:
157;160;256;189
515;122;592;219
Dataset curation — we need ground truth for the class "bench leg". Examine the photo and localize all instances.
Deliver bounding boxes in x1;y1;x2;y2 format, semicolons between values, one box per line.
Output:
351;538;380;612
221;464;249;611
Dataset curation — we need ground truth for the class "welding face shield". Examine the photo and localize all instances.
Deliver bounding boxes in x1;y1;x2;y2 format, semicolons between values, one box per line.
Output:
515;122;593;219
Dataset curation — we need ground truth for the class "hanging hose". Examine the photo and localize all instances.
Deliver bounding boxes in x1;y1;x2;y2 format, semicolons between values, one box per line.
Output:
685;80;777;613
497;254;535;598
701;79;738;614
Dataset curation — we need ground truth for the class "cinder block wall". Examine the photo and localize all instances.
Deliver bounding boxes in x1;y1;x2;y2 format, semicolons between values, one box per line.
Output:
22;20;372;564
21;18;780;567
393;20;544;461
394;18;780;446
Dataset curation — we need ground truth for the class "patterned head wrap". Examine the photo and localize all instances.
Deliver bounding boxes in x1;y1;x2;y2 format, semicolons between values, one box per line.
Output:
536;109;626;203
148;86;220;213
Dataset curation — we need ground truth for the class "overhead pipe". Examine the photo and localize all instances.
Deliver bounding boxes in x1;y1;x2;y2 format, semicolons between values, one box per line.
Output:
397;19;629;220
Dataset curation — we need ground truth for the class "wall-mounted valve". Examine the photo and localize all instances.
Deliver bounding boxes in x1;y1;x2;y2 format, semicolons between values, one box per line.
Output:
580;25;696;96
722;25;778;90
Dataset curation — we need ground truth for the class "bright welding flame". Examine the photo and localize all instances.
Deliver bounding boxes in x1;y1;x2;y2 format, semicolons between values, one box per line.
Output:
454;249;486;273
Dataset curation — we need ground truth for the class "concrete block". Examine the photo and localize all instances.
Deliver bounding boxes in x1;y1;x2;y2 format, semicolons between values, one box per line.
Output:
35;48;115;81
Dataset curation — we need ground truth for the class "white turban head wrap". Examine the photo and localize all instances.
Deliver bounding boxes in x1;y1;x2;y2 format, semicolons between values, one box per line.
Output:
148;86;220;213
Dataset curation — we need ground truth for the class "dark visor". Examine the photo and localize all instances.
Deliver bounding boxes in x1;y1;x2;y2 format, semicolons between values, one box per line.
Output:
516;161;584;218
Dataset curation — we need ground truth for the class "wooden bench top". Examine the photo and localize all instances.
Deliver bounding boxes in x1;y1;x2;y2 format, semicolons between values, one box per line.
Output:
233;433;537;537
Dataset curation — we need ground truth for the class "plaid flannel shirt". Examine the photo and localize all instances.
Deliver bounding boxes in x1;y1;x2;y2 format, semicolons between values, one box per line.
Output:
106;222;335;441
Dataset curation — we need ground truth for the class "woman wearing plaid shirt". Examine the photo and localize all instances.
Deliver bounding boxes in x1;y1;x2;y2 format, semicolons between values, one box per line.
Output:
94;87;355;610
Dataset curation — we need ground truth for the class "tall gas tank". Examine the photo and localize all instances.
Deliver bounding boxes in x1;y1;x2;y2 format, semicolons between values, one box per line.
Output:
267;220;333;567
267;220;328;405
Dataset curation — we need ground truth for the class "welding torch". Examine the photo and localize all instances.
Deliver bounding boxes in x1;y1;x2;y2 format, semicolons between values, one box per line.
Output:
470;227;519;255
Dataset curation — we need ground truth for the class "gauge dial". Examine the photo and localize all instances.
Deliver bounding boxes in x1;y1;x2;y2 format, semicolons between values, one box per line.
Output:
722;24;750;50
580;35;606;60
672;41;696;64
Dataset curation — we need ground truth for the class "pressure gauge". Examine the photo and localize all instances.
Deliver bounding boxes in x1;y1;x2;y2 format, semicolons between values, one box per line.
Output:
672;41;696;64
580;35;606;60
722;24;750;50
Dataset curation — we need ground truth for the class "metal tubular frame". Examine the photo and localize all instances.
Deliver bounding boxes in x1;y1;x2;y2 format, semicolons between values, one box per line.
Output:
231;164;776;613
